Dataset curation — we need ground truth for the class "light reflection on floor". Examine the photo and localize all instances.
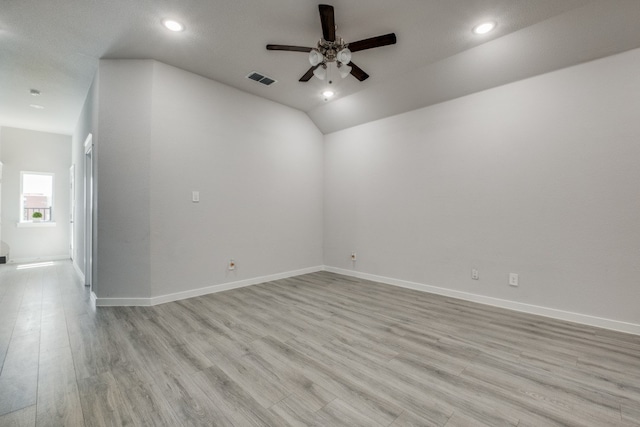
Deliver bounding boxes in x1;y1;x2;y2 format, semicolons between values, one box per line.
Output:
16;261;55;270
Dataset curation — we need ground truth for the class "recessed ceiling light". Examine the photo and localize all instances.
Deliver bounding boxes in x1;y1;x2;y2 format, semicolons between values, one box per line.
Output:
322;90;334;98
30;104;44;109
162;19;185;32
472;21;496;35
30;89;41;96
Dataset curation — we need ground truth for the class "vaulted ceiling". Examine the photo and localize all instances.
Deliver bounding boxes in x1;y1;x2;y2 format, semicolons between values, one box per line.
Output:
2;0;640;135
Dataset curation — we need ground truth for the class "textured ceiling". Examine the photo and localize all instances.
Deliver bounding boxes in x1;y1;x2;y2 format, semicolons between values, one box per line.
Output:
1;0;639;135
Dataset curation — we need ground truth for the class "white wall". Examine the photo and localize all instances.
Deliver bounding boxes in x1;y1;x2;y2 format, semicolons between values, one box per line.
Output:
149;62;324;298
93;60;323;301
95;60;153;299
78;51;639;331
0;127;71;261
324;48;640;326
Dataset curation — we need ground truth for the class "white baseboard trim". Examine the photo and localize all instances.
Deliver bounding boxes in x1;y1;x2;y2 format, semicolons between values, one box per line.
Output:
72;260;85;283
10;255;70;264
94;265;325;307
150;265;324;306
324;266;640;336
96;296;150;307
90;291;98;307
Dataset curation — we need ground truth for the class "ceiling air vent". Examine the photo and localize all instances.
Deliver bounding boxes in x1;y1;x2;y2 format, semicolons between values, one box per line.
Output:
246;71;277;86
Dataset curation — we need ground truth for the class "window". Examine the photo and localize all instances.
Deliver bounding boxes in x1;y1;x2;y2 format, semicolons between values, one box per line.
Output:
20;172;54;222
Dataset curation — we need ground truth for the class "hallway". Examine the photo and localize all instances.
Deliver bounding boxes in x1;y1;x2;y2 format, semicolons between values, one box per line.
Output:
0;261;89;425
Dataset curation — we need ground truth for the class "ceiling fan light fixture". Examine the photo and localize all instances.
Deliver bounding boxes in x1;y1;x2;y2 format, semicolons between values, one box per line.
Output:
313;65;327;80
322;90;334;98
338;64;352;79
336;48;352;64
309;49;324;66
472;21;496;35
266;4;397;83
162;19;185;32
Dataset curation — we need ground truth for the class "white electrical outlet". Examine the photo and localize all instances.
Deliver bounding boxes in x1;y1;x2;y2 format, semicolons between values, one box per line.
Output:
471;269;479;280
509;273;519;287
351;252;357;261
228;259;236;270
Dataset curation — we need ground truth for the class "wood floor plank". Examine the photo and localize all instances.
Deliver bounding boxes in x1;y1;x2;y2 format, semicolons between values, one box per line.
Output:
39;318;71;355
621;402;640;425
269;395;320;427
0;374;38;417
242;341;337;410
77;372;135;427
151;365;235;426
1;331;40;378
312;398;387;427
285;333;516;426
38;345;76;389
389;410;444;427
36;385;84;427
252;335;407;424
35;343;85;427
0;330;40;416
67;315;112;381
190;364;287;426
285;379;335;412
461;354;624;426
444;411;512;427
0;405;36;427
205;343;289;408
114;375;182;426
1;262;639;426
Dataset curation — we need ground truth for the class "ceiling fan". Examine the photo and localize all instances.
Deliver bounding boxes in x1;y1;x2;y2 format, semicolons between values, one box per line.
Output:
267;4;397;82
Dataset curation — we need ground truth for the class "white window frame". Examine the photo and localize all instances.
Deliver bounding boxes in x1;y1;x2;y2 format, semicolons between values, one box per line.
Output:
19;171;56;226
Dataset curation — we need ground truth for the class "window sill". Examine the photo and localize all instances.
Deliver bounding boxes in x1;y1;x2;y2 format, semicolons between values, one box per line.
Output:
17;222;57;228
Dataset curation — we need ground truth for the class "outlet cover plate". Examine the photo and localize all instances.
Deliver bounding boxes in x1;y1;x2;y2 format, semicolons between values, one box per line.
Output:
509;273;519;287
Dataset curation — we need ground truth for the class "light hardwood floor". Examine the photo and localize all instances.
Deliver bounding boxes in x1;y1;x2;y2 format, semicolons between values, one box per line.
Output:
1;261;639;426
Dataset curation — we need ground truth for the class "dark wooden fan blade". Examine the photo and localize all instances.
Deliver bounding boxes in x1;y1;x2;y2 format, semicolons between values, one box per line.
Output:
348;62;369;81
319;4;336;42
299;65;320;82
266;44;312;52
348;33;397;52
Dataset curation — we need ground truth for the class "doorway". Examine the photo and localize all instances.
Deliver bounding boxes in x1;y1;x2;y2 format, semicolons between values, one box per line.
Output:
84;134;93;291
69;164;75;260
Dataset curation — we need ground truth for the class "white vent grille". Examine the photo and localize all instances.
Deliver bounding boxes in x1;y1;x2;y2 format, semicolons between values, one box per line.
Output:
246;71;277;86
